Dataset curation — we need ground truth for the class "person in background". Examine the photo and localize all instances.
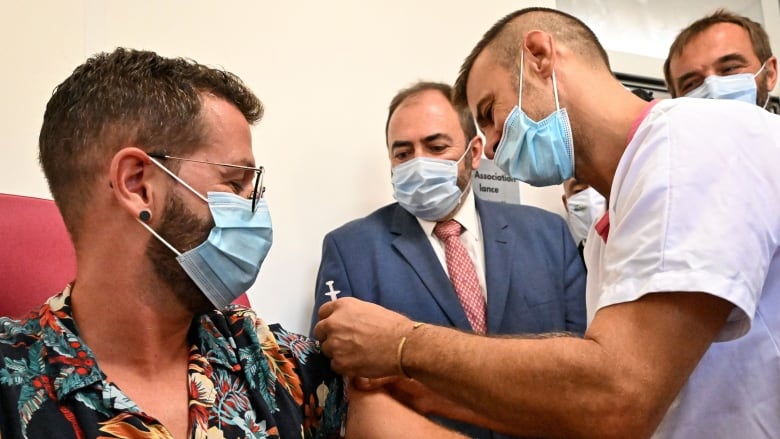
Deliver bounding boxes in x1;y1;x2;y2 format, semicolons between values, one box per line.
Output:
664;8;777;105
310;81;586;438
0;48;466;439
313;7;780;438
561;177;604;259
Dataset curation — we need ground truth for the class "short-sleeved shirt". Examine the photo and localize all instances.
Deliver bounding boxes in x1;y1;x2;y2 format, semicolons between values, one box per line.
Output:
0;286;345;438
585;97;780;438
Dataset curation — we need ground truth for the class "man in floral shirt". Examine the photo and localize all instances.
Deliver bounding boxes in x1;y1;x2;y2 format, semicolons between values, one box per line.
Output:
0;46;344;439
0;286;343;438
0;48;464;439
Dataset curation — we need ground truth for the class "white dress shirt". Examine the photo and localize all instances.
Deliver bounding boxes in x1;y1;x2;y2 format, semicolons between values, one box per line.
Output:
416;188;487;301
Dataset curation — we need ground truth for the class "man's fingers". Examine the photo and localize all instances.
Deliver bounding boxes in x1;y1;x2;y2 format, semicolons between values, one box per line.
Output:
317;300;335;320
313;300;341;341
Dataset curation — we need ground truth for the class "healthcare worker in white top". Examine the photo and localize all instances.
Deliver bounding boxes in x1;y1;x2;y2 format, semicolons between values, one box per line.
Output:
313;8;780;438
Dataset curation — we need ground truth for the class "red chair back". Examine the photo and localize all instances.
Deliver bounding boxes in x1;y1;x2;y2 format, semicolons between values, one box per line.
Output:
0;193;250;318
0;194;76;318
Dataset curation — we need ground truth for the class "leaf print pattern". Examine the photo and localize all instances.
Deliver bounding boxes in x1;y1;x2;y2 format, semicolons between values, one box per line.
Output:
255;322;304;406
0;286;345;439
98;413;170;438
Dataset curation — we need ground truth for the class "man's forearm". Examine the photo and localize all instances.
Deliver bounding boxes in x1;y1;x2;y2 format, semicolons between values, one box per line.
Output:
398;291;731;439
400;325;625;438
316;293;731;439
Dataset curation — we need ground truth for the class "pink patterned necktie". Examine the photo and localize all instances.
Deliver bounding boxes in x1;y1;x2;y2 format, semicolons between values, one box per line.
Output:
434;219;487;333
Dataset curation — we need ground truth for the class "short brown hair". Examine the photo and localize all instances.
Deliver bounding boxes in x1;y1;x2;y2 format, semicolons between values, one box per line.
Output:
664;9;773;97
385;81;476;145
453;7;610;109
39;48;263;241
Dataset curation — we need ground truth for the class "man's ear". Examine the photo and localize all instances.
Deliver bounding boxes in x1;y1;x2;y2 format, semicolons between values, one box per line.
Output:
468;135;483;170
523;30;555;79
109;147;160;223
764;55;778;93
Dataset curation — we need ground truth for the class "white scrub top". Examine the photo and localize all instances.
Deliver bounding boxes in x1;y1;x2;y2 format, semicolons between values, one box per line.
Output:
585;97;780;438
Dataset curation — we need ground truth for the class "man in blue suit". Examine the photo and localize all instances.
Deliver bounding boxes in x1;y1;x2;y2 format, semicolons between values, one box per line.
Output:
310;81;586;438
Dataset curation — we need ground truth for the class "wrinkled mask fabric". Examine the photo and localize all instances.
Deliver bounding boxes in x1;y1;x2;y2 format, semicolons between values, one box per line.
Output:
391;146;470;221
685;62;766;105
177;193;272;309
493;51;574;186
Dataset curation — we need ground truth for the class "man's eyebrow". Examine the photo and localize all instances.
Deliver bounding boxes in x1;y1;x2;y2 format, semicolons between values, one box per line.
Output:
422;133;453;143
217;158;258;173
676;52;753;91
391;140;413;150
713;52;751;66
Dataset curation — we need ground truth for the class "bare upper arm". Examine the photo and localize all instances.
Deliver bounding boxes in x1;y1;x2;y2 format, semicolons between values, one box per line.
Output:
584;291;733;434
344;386;468;439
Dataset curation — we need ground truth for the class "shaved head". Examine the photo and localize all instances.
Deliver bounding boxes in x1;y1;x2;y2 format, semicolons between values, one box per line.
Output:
454;7;610;109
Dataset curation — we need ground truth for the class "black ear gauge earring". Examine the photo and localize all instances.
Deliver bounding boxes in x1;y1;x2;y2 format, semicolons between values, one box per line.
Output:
139;210;151;222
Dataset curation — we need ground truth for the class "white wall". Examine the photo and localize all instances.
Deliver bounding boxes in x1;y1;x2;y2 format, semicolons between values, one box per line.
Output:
2;1;777;334
2;0;556;334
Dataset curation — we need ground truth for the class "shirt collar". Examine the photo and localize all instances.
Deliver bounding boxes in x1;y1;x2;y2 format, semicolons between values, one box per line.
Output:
34;285;105;400
194;310;242;370
595;211;610;243
39;286;242;401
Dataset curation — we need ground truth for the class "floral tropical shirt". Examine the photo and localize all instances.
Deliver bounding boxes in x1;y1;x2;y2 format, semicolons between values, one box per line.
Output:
0;286;346;439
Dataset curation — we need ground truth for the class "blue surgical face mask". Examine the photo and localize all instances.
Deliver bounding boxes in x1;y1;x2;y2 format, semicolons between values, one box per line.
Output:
685;62;766;106
139;158;273;309
493;51;574;186
391;145;470;221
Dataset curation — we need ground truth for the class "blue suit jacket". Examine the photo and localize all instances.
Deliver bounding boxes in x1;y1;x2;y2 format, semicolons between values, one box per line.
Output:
310;198;586;438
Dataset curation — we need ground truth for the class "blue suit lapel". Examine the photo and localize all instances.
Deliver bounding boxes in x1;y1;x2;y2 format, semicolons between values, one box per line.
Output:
389;205;473;330
476;198;515;332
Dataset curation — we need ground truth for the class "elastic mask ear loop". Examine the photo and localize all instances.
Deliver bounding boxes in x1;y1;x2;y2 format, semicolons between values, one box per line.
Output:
455;140;472;166
134;156;208;257
136;218;182;256
756;61;771;109
551;62;573;173
754;61;767;78
455;137;478;206
552;69;561;112
519;50;561;112
148;157;209;204
518;50;524;109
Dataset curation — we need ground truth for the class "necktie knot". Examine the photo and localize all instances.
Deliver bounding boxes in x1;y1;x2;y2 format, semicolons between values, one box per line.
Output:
434;219;462;240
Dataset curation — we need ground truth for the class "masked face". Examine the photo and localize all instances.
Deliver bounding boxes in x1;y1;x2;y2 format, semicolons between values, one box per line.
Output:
140;157;273;310
565;187;606;244
391;145;472;221
176;192;273;309
685;62;767;106
492;51;575;186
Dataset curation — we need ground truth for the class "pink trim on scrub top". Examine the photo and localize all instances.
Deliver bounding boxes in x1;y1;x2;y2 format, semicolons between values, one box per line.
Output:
596;99;661;243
